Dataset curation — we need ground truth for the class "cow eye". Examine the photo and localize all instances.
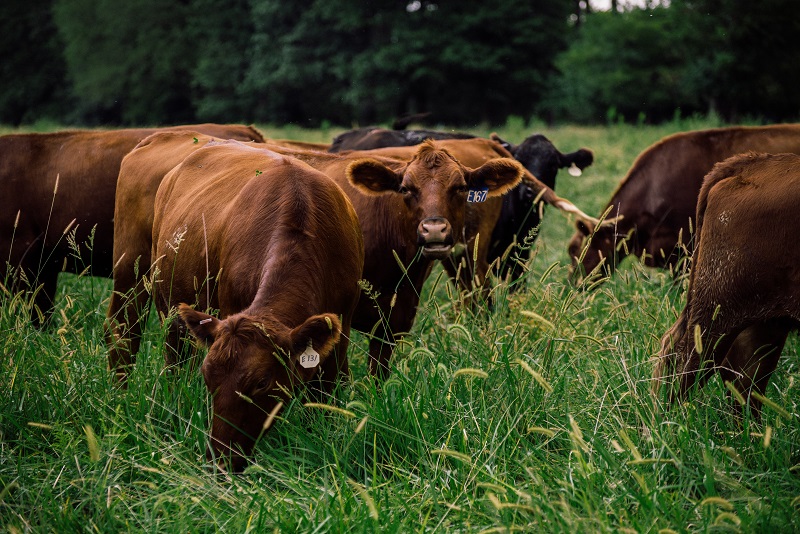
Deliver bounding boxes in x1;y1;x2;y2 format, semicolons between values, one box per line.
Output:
253;378;273;393
398;185;409;194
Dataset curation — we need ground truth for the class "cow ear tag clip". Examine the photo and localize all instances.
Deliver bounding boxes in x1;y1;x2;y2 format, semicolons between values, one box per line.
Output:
299;341;320;369
467;188;489;203
568;163;582;177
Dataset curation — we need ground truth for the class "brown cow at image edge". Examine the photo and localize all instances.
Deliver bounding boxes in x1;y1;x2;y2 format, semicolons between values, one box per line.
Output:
654;152;800;415
568;124;800;285
0;124;263;325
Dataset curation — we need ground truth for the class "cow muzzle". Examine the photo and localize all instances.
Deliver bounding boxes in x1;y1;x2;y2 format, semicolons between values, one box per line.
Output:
417;217;454;259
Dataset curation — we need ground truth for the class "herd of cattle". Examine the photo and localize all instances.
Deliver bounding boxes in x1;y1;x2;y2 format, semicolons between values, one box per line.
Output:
2;121;798;471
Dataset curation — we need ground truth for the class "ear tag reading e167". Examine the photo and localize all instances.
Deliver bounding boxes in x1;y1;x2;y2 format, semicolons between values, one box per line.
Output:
299;341;320;369
467;188;489;203
568;162;582;177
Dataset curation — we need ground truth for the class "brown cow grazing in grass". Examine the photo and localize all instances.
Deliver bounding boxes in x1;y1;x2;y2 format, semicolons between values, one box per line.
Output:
568;124;800;285
0;124;263;325
107;133;526;382
654;152;800;414
151;140;364;471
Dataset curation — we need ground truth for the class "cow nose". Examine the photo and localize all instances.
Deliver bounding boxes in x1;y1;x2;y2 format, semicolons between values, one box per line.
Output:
419;217;449;242
418;217;453;259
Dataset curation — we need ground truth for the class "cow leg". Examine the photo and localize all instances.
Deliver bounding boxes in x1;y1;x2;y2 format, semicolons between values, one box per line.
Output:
442;250;492;311
717;319;792;418
105;270;151;384
654;308;689;402
163;315;196;370
657;297;744;404
676;318;743;402
367;295;418;380
368;336;396;381
29;265;59;327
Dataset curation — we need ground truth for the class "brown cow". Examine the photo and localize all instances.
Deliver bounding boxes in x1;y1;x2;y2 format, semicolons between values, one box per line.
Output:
332;128;594;286
654;152;800;414
568;124;800;285
0;124;263;325
107;133;525;382
151;140;363;471
347;138;594;303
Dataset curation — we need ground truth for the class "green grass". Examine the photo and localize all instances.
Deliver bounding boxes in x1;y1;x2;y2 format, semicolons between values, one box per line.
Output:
2;120;799;532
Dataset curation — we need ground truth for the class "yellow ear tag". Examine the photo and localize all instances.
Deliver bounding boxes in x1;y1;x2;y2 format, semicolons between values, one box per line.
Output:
299;341;320;369
568;163;582;177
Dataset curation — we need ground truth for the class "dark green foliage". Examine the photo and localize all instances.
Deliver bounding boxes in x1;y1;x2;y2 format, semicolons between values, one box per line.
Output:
0;0;71;126
669;0;800;122
542;0;800;123
1;0;798;126
52;0;197;125
541;7;689;123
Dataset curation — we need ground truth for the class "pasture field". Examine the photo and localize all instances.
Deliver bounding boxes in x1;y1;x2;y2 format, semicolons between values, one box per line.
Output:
1;119;798;533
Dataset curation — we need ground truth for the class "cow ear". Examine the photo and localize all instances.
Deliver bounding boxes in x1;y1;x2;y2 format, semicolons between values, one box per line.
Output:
576;218;595;236
178;303;220;346
561;149;594;173
289;313;342;380
467;158;524;198
347;159;402;194
490;132;515;152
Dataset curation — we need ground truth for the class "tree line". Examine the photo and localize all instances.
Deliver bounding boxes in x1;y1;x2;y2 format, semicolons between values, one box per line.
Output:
2;0;798;128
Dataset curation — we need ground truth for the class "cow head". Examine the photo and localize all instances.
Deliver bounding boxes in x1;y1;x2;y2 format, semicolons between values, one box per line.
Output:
179;304;341;473
491;133;593;234
346;140;523;260
567;208;630;286
492;133;593;190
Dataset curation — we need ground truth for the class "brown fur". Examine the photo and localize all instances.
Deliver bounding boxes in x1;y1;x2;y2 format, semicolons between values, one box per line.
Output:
568;124;800;284
341;138;568;303
106;133;522;384
653;152;800;414
148;141;363;471
0;124;263;324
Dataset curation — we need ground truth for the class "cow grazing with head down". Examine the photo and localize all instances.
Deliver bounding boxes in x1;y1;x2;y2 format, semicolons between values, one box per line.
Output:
150;140;364;471
0;124;263;325
654;152;800;414
107;133;525;383
568;124;800;285
330;127;593;285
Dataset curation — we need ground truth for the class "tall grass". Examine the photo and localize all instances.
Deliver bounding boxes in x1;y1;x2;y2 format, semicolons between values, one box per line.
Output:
1;121;798;532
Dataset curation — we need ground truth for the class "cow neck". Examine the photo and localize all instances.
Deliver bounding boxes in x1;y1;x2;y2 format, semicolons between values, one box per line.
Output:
243;225;328;331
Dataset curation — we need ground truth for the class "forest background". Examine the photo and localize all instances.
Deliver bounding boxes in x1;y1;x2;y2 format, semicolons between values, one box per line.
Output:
2;0;799;129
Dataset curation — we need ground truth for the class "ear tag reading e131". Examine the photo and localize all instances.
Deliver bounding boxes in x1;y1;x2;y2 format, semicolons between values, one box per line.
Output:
299;341;320;369
467;188;489;203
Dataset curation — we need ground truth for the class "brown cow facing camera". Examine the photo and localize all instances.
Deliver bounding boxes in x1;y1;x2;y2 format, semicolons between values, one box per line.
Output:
347;138;594;304
568;124;800;286
654;152;800;414
292;140;525;378
150;140;364;472
0;124;263;325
